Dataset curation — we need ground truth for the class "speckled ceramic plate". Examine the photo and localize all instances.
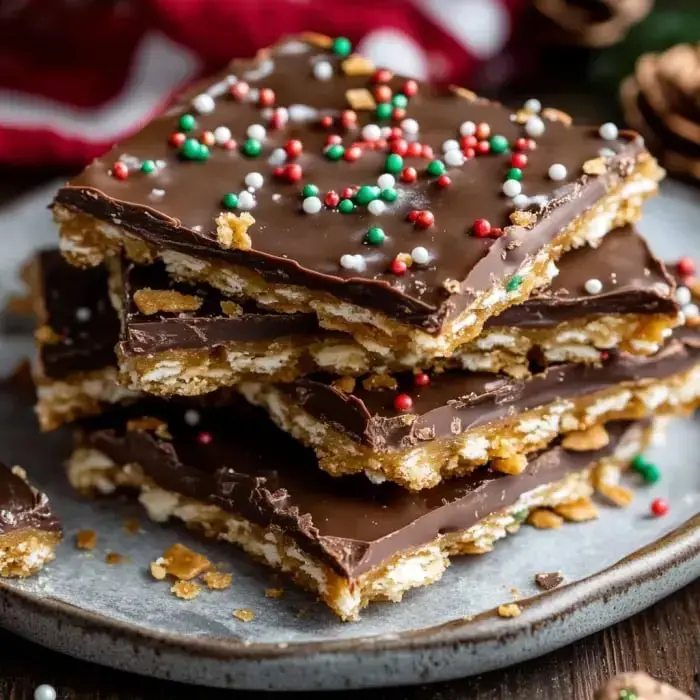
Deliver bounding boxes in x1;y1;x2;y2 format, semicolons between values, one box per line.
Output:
0;182;697;691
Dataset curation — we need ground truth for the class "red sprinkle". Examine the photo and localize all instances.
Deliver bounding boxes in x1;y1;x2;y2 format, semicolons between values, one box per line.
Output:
341;109;358;128
285;139;303;158
462;147;475;159
284;163;303;183
373;68;394;84
406;142;423;158
392;107;406;122
414;372;430;387
324;191;340;207
472;219;491;237
269;109;288;130
421;144;434;160
461;135;477;150
112;162;128;180
408;209;420;222
326;134;343;146
169;132;186;148
391;139;408;156
388;127;403;141
344;145;362;162
650;498;669;517
273;167;285;178
514;137;530;151
258;88;275;107
390;258;408;276
374;85;393;103
511;152;528;168
197;431;213;446
415;211;434;229
394;393;413;411
475;122;491;140
475;140;491;156
224;139;237;151
200;130;215;147
230;82;249;100
489;227;504;239
401;166;418;183
437;174;451;188
341;186;356;200
677;257;695;277
402;80;418;97
320;115;334;129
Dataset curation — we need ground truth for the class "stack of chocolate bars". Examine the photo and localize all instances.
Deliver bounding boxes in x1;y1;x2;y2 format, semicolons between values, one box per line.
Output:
26;34;700;619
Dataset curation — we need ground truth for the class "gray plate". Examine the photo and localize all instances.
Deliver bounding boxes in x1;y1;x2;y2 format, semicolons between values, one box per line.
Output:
0;181;697;691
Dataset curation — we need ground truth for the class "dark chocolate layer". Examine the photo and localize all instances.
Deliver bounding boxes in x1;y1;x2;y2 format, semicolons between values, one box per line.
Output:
55;36;648;334
121;260;321;356
36;249;119;379
79;399;638;579
0;462;61;536
283;333;700;450
484;223;677;328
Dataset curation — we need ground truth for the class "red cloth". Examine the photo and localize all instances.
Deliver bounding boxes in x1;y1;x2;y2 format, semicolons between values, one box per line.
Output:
0;0;524;167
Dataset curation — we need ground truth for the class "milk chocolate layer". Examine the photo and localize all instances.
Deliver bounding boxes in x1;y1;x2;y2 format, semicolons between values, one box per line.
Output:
0;463;61;536
54;36;649;333
284;334;700;450
79;399;638;579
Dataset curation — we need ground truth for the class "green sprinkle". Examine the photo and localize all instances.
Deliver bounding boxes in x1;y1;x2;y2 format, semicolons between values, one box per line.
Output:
619;691;637;700
302;184;319;198
392;94;408;109
385;153;403;174
375;103;393;121
365;226;386;245
241;139;262;158
489;134;509;154
221;192;239;209
640;463;660;484
325;144;345;161
178;114;196;132
506;275;523;292
140;160;157;174
338;199;355;214
332;36;352;57
181;138;207;161
426;160;446;177
380;187;398;202
506;167;522;181
631;455;651;473
355;185;377;205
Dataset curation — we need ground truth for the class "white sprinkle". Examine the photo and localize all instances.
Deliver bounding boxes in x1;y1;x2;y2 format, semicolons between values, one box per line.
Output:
530;194;549;207
368;200;386;215
525;116;545;138
340;254;366;273
243;58;274;82
599;147;616;158
34;686;57;700
268;148;287;166
75;307;91;322
459;121;476;136
272;193;281;202
246;124;266;141
502;179;522;198
150;188;165;198
288;104;319;122
192;93;216;114
512;194;530;209
377;174;395;189
442;139;460;152
548;163;567;181
362;124;381;142
411;246;430;265
584;278;603;294
524;98;542;113
676;286;692;306
302;196;323;214
599;122;619;141
237;191;256;210
184;409;201;426
213;126;232;145
248;88;260;102
401;118;419;135
313;60;333;81
684;303;699;318
244;172;264;190
380;126;393;139
444;149;465;167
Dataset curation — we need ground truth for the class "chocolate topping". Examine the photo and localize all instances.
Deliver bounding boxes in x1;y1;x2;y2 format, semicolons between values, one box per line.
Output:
35;249;119;378
54;36;648;334
80;399;639;579
284;333;700;450
120;260;321;356
485;224;677;328
0;462;61;536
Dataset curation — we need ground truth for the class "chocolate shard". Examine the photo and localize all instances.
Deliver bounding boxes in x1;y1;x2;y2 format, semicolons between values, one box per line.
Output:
0;463;61;537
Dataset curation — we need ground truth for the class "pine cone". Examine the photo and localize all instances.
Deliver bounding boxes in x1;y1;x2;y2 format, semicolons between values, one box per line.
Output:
534;0;653;47
621;44;700;183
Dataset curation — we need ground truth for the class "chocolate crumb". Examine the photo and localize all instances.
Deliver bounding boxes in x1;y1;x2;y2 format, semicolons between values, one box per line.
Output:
105;552;126;565
122;518;142;535
265;587;284;599
76;529;97;551
535;572;564;590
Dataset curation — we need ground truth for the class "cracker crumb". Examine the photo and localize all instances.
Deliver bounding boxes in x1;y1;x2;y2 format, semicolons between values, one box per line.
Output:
10;465;27;481
172;580;201;600
562;425;610;451
300;31;332;48
216;212;255;250
509;210;537;227
451;86;478;102
105;552;126;565
76;530;97;551
35;325;62;345
498;603;522;618
220;300;243;317
443;278;461;294
597;482;634;507
341;55;375;76
133;288;203;316
542;107;573;125
233;608;255;622
554;497;599;522
161;543;212;580
345;88;376;111
150;558;168;580
331;376;356;394
583;157;608;175
462;542;493;555
126;416;171;440
492;454;528;475
265;587;284;599
527;508;564;529
123;518;142;535
535;572;564;591
202;571;233;590
362;373;398;391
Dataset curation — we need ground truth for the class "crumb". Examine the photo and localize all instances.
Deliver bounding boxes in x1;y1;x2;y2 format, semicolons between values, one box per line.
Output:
172;580;201;600
122;518;142;535
10;465;27;481
133;288;203;316
220;300;243;317
510;587;521;600
561;425;610;451
492;454;528;475
497;603;522;618
35;325;62;345
554;497;599;522
105;552;126;565
596;482;634;507
161;543;212;580
76;530;97;551
233;608;255;622
345;88;375;111
331;376;356;394
150;558;168;580
341;55;375;76
126;416;171;439
509;210;536;227
541;107;573;125
216;212;255;250
527;508;564;529
202;571;232;590
535;572;564;591
264;587;284;599
442;278;461;294
361;373;398;391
